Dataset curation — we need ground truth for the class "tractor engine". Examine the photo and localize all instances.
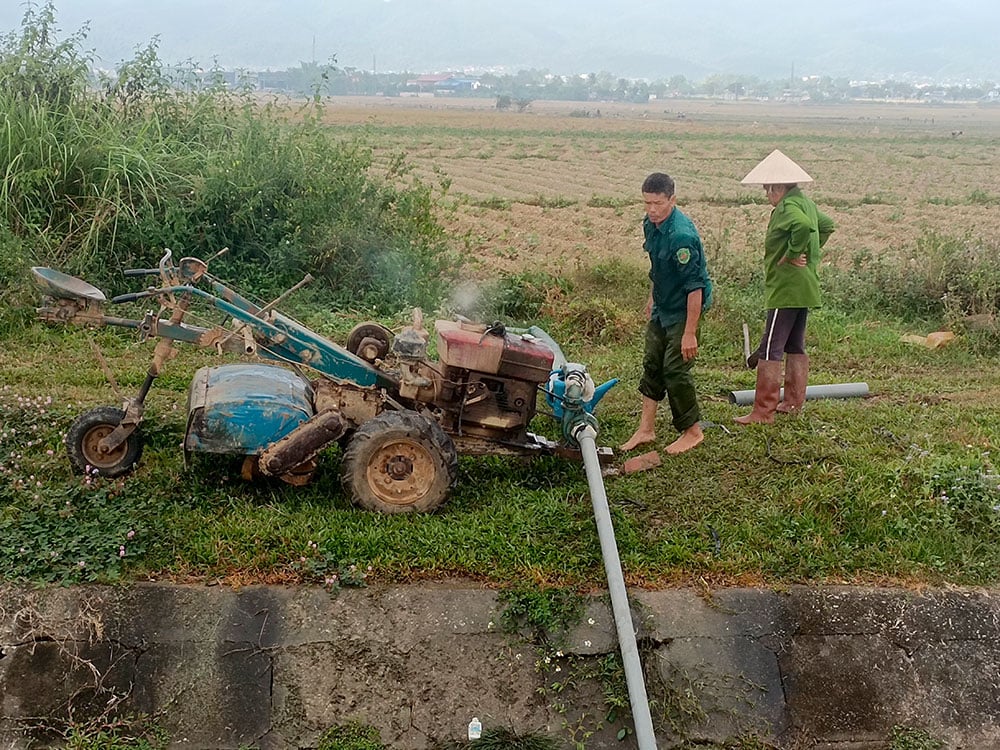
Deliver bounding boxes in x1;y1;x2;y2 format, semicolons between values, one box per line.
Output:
392;318;555;443
434;319;555;440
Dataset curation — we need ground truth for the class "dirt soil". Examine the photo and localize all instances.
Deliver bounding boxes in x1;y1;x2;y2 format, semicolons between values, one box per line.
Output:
315;95;1000;277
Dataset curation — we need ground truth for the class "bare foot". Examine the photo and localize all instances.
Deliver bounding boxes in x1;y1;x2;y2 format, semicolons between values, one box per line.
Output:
620;429;656;452
664;424;704;455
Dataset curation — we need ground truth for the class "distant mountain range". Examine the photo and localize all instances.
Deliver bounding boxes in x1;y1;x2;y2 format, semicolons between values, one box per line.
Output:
4;0;999;82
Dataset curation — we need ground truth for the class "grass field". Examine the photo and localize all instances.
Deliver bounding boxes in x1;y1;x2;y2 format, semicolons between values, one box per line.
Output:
2;96;999;591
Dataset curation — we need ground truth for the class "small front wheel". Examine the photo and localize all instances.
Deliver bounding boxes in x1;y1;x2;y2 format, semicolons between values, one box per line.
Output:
65;406;143;478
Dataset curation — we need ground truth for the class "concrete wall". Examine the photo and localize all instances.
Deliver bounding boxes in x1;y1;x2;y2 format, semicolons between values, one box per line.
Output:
1;583;998;749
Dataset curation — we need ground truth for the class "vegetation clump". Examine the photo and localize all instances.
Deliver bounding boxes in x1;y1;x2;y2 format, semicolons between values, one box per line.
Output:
318;722;387;750
0;2;458;323
433;727;562;750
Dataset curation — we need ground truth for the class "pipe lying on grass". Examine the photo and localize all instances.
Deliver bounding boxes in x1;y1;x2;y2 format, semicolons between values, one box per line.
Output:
574;422;660;750
728;382;870;406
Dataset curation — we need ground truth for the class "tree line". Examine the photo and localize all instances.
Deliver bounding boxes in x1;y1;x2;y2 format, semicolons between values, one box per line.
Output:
275;64;999;105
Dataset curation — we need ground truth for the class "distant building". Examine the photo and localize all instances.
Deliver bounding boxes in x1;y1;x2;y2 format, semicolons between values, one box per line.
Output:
434;76;479;93
404;73;480;94
258;70;293;91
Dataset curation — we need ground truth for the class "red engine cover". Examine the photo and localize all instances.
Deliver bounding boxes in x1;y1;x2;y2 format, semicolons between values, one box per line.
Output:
436;321;555;383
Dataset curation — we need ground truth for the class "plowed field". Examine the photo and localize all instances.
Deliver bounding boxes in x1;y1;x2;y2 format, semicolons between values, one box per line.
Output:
319;96;1000;277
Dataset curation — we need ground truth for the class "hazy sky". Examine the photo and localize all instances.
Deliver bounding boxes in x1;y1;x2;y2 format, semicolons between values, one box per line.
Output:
3;1;999;82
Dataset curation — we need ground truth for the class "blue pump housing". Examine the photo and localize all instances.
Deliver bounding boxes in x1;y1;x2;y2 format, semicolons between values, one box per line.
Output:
544;366;618;418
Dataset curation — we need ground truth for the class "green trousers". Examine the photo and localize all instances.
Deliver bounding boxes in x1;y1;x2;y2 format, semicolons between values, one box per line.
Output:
638;319;700;433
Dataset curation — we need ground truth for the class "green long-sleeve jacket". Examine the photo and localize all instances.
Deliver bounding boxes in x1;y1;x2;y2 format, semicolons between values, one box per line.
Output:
643;208;713;328
763;187;835;309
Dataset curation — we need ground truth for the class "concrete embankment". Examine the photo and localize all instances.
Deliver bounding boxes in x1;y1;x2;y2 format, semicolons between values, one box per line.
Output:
1;583;997;749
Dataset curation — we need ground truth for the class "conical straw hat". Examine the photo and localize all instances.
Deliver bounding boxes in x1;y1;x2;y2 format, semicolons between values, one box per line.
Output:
740;149;813;185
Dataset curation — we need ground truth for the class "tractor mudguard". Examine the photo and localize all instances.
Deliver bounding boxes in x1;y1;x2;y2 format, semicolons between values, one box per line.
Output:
185;364;315;454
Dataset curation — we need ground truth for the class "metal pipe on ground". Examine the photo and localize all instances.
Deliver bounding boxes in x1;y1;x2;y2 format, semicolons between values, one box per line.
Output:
728;382;870;406
573;422;659;750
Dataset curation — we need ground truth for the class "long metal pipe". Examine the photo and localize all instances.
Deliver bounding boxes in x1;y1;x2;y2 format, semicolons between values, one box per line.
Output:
573;422;659;750
728;381;870;406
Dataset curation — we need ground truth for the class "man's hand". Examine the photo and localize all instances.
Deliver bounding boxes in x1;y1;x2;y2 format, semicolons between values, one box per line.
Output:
681;332;698;361
778;254;808;268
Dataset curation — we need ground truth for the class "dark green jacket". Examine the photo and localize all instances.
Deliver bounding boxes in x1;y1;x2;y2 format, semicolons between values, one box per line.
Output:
763;187;835;309
643;207;713;328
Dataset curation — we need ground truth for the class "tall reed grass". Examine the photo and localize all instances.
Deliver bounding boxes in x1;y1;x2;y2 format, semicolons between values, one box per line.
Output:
0;2;457;318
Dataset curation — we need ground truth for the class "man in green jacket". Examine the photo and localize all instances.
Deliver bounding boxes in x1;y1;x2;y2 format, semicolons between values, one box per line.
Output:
736;149;835;424
621;172;713;455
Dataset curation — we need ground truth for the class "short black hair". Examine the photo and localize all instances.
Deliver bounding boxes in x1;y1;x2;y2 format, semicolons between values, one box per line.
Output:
642;172;675;197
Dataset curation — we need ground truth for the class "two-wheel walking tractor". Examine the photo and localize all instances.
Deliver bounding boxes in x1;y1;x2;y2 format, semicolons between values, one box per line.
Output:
31;250;615;513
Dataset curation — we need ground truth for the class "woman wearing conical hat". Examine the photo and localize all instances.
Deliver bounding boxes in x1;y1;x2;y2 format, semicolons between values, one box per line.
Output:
735;150;835;424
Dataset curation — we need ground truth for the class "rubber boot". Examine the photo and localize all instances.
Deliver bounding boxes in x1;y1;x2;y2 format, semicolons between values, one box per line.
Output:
777;354;809;414
734;359;782;425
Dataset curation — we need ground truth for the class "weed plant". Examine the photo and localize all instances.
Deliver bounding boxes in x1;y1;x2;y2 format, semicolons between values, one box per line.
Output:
0;2;457;323
58;714;168;750
433;727;562;750
889;725;945;750
498;586;588;643
318;722;387;750
821;231;1000;332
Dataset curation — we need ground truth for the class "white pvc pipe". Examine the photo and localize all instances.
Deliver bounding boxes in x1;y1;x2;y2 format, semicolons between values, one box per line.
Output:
574;423;659;750
729;382;870;406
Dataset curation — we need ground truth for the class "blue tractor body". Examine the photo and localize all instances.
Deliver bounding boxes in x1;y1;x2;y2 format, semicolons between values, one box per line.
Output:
185;364;314;454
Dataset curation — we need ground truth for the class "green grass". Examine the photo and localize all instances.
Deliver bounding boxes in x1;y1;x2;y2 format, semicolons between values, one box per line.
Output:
318;723;387;750
586;195;636;209
1;4;998;591
2;270;998;588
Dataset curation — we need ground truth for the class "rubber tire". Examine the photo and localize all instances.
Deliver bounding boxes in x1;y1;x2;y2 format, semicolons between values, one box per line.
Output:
341;410;457;514
65;405;143;478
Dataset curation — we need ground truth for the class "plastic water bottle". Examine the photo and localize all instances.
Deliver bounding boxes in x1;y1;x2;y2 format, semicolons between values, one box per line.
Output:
468;717;482;741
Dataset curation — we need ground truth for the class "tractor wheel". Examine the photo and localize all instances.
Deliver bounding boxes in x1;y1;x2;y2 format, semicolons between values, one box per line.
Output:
341;410;457;514
65;406;143;478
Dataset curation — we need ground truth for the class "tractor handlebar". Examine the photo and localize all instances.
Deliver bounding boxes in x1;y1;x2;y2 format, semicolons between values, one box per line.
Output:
111;291;158;304
123;268;161;278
